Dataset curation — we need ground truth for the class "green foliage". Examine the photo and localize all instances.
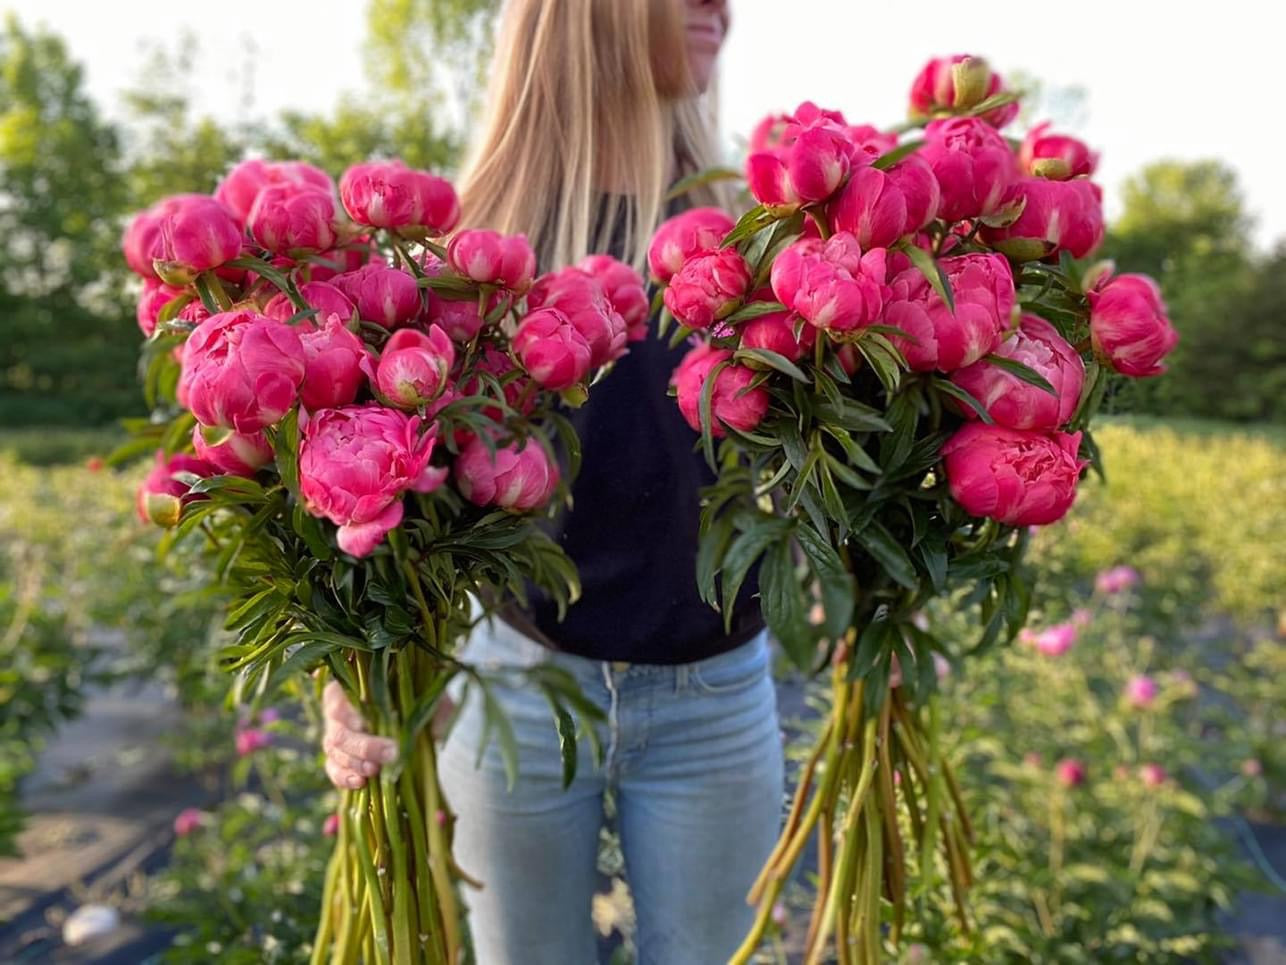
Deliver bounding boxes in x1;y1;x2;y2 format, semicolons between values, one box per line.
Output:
1029;418;1285;621
1104;161;1284;423
900;598;1254;962
143;710;335;964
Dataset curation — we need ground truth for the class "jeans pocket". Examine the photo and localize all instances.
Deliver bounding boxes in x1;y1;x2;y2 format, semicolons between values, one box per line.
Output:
689;638;769;695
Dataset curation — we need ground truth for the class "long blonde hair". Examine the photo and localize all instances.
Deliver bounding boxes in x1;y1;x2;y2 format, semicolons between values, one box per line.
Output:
456;0;730;270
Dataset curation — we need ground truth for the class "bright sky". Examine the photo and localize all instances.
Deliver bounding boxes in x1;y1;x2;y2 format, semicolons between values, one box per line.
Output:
8;0;1281;249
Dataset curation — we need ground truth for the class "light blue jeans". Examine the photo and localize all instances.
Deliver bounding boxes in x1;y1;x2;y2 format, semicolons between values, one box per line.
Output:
438;617;785;965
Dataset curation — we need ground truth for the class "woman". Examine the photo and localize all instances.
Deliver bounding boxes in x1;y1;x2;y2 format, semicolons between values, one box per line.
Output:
320;2;783;962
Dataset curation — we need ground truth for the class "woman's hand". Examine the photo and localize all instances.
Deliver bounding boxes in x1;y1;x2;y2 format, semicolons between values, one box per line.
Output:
321;681;398;789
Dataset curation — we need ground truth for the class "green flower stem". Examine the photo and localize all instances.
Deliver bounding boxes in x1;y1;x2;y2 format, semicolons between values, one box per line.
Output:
331;836;363;965
310;837;343;965
377;771;416;965
876;702;906;942
422;736;463;963
349;786;392;965
862;794;883;965
396;648;446;965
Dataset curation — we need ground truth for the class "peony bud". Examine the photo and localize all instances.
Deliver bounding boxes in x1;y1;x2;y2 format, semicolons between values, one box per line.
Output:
215;159;334;226
339;159;460;237
332;263;422;329
173;808;206;837
512;308;593;391
770;233;888;333
647;207;735;283
1124;674;1159;709
671;343;770;437
454;436;560;512
298;314;367;410
136;451;218;526
1139;763;1167;788
1088;273;1179;378
192;425;274;476
663;248;752;330
247;183;339;256
446;230;537;293
1055;758;1087;788
369;325;455;409
235;727;271;756
942;423;1086;527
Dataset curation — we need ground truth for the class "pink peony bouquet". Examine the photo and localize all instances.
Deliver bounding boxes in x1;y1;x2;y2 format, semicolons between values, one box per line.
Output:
649;54;1176;963
120;156;643;963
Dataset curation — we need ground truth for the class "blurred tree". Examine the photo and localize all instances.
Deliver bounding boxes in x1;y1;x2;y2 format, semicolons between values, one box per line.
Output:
1102;161;1277;422
0;14;137;425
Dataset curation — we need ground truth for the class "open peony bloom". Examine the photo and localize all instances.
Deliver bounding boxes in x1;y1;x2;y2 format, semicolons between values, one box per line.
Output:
136;450;218;527
885;252;1015;372
647;207;735;283
298;405;446;557
942;423;1086;526
339;159;460;236
951;314;1084;430
672;343;770;438
178;311;307;432
920;117;1018;223
453;435;559;512
215;158;334;226
1088;273;1179;378
771;232;888;333
663;248;753;330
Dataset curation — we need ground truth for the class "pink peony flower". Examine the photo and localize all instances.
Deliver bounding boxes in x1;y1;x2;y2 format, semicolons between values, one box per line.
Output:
1124;674;1159;709
528;269;628;367
909;55;1019;128
298;405;445;557
426;296;487;343
453;436;559;512
178;311;307;432
1021;621;1078;657
235;728;271;756
215;159;333;226
192;425;274;476
332;263;422;329
1055;758;1087;788
339;159;460;236
982;177;1105;261
920;117;1019;223
826;166;909;250
747;104;854;206
512;308;593;391
297;314;367;410
136;450;218;527
1139;763;1167;788
136;278;188;338
322;813;341;836
672;343;770;438
647;207;735;283
145;195;245;285
576;254;650;342
173;808;206;837
1088;273;1179;378
263;281;356;326
663;248;753;330
446;229;537;293
770;232;888;333
942;423;1086;526
1019;123;1099;181
739;307;815;363
1095;565;1141;594
247;183;339;256
885;252;1015;372
368;325;455;409
951;314;1084;430
885;155;942;233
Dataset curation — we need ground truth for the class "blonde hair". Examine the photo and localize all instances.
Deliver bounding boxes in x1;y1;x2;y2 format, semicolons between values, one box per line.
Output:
455;0;731;271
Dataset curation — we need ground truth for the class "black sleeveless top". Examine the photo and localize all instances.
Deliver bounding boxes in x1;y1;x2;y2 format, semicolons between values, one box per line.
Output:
496;201;764;664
